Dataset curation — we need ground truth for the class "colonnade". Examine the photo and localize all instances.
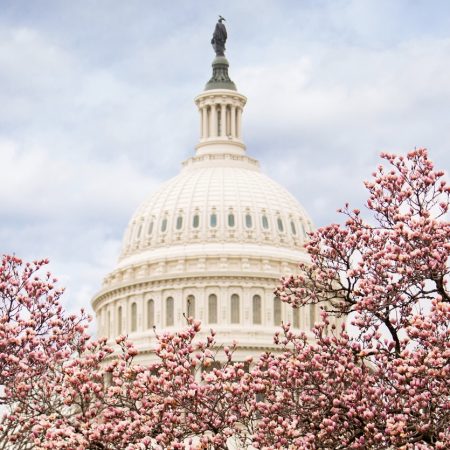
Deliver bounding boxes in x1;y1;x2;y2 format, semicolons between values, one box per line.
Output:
97;289;318;339
199;102;243;140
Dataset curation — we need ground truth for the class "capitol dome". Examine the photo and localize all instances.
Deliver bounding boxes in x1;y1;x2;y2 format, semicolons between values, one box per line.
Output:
119;159;313;266
92;47;318;362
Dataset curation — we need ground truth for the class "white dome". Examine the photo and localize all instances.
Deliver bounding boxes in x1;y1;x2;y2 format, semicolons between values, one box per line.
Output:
120;154;313;267
92;74;321;361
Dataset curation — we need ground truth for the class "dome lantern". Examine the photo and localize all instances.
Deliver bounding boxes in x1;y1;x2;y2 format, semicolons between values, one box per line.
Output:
195;18;246;157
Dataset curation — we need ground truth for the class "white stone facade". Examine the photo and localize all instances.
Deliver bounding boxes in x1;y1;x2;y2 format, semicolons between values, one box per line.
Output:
92;58;319;363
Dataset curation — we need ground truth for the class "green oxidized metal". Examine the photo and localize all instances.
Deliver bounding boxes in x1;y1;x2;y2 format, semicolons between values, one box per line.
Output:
205;56;237;91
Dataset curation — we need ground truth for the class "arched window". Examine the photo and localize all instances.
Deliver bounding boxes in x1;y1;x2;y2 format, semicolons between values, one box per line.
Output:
117;306;123;335
208;294;218;323
147;299;155;329
131;302;137;332
166;297;174;326
161;218;168;232
293;307;300;328
193;214;200;228
228;213;235;227
231;294;240;324
186;295;195;318
100;308;105;336
277;217;284;232
176;216;183;230
273;297;282;325
210;213;217;228
301;223;307;238
252;295;262;325
310;304;315;328
136;224;142;239
107;310;111;338
148;221;154;235
262;215;269;229
245;214;253;228
290;221;297;235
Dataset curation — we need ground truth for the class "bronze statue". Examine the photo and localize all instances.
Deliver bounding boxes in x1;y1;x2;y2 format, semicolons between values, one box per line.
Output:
211;16;227;57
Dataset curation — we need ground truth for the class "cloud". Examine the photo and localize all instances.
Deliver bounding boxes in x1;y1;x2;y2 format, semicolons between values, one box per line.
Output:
237;35;450;224
0;1;449;328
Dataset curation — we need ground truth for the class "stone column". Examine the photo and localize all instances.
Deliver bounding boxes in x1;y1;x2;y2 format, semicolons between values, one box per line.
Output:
230;105;236;138
201;106;208;139
220;103;226;137
210;103;217;138
237;107;243;139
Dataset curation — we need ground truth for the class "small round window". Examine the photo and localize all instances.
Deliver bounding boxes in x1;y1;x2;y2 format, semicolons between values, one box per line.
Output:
245;214;253;228
262;215;269;229
176;216;183;230
301;223;307;238
210;213;217;228
290;221;296;235
193;214;200;228
228;214;235;227
161;218;168;232
277;218;284;232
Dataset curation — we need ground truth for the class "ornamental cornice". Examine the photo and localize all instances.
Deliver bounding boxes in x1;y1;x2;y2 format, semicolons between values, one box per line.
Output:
119;242;309;271
133;343;280;356
92;272;288;310
194;89;246;103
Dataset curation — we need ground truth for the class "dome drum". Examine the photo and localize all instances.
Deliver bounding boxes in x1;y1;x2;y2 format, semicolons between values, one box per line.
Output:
93;268;319;363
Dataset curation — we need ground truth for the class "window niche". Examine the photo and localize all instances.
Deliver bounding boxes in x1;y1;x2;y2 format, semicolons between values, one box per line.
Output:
161;218;168;233
186;295;195;318
277;217;284;233
252;295;262;325
136;224;142;239
117;306;123;335
231;294;240;324
192;214;200;229
290;220;297;235
147;299;155;329
148;221;154;235
228;213;235;227
107;310;111;338
273;297;282;325
166;297;174;326
310;304;316;329
208;294;218;324
131;302;137;332
245;214;253;229
210;213;217;228
293;307;300;328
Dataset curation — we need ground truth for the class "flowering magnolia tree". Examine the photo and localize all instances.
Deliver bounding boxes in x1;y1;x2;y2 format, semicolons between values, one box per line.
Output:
1;149;449;449
0;258;249;449
264;148;450;448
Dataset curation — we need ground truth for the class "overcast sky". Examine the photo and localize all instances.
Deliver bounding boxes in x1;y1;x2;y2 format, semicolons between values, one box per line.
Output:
1;0;449;324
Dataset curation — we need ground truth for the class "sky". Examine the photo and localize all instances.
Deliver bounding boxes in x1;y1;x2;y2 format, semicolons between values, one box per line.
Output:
0;0;449;323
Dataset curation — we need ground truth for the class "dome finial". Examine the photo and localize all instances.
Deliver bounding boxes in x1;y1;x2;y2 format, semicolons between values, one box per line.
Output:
205;17;236;91
196;17;245;156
